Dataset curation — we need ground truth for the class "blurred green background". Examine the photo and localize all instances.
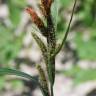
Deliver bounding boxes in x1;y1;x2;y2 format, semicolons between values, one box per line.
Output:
0;0;96;96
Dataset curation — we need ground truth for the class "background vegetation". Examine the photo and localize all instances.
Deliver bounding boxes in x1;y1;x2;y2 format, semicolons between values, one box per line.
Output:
0;0;96;96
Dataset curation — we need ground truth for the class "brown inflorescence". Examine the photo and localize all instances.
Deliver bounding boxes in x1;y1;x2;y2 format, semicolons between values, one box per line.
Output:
40;0;53;17
26;7;44;28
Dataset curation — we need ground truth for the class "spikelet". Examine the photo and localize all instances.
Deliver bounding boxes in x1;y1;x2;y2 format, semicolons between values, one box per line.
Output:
40;0;53;16
26;7;47;36
36;64;50;96
26;7;44;28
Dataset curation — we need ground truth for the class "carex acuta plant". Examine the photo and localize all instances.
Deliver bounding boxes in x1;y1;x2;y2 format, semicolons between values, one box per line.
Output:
0;0;77;96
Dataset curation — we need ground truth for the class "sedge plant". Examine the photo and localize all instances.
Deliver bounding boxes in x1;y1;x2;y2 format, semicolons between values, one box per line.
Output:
0;0;77;96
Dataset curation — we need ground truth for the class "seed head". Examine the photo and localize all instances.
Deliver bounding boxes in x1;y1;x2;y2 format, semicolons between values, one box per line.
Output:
40;0;53;16
26;7;44;28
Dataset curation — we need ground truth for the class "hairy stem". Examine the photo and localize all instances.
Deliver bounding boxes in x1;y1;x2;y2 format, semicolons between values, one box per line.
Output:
46;13;56;96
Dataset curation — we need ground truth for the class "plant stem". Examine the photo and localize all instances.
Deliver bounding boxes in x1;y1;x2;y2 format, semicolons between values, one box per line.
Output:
51;84;54;96
54;0;77;56
47;13;56;96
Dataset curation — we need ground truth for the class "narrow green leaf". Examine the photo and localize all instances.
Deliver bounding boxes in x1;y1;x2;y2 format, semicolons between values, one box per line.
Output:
0;68;48;96
0;68;38;84
53;0;77;56
51;0;60;31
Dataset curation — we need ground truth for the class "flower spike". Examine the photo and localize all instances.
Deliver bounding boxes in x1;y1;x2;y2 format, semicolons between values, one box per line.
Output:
26;7;47;37
40;0;53;16
26;7;44;28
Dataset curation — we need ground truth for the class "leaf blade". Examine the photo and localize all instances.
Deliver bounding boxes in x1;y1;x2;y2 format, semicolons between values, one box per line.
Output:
0;68;38;84
53;0;77;56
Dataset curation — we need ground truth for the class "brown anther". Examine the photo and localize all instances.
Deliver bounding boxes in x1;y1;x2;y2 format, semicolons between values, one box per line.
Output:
47;0;53;9
41;0;47;10
40;5;47;17
40;0;53;16
26;7;44;28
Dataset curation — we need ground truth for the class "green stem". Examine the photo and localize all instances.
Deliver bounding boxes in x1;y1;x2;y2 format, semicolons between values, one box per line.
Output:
46;13;56;96
51;84;54;96
54;0;77;56
47;13;56;81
